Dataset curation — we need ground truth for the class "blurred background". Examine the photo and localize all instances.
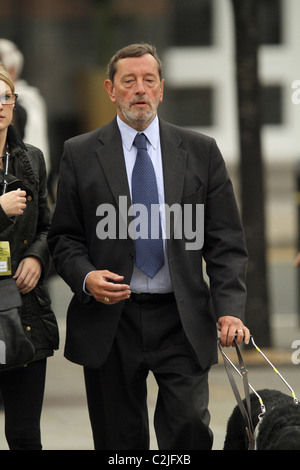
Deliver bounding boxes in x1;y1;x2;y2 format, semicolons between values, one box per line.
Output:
0;0;300;346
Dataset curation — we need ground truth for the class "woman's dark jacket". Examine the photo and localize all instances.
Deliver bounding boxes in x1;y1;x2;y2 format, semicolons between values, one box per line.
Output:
0;125;59;360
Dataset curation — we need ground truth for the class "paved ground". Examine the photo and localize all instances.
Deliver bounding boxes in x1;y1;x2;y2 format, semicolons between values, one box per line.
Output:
0;260;300;451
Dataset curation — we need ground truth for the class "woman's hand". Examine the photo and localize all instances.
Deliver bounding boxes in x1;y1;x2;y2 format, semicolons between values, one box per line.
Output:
0;189;27;217
13;257;42;294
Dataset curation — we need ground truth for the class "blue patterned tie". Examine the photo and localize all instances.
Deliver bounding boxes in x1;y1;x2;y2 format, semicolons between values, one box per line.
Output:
132;133;164;278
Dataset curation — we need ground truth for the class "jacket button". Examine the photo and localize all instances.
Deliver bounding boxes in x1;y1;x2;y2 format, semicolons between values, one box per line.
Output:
27;195;32;201
24;240;29;245
26;326;31;331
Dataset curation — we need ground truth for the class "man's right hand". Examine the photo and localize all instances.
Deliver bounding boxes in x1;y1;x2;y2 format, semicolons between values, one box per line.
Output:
85;270;131;305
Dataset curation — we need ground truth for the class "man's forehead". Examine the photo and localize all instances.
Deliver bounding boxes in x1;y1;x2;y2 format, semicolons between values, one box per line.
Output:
115;54;159;76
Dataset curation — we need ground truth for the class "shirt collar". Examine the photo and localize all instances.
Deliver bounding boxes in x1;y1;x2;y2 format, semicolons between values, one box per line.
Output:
117;115;159;151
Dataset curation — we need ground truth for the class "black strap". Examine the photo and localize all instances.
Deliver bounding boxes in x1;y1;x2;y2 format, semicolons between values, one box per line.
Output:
218;339;255;450
2;146;10;195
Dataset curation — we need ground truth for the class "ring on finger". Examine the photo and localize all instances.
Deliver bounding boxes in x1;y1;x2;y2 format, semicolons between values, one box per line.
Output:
104;296;110;303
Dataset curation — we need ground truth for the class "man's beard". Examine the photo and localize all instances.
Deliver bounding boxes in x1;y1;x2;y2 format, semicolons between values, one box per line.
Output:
119;96;159;129
123;107;156;128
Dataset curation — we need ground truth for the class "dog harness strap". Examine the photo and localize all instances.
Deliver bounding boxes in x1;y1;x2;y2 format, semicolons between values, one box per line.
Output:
235;342;256;450
218;339;256;450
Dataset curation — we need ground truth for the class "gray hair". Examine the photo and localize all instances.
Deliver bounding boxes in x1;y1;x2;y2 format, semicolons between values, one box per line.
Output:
0;39;24;79
107;43;163;83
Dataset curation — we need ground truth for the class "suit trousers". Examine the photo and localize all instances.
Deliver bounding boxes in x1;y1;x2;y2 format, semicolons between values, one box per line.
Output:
84;295;213;450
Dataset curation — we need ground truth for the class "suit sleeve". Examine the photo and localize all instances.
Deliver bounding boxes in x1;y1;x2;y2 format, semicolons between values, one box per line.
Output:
47;141;96;302
203;139;248;320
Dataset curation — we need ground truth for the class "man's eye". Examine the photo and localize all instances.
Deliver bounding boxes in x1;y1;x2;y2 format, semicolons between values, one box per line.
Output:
145;78;156;86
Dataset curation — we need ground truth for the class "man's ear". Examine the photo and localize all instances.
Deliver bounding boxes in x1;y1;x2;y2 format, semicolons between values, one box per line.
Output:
159;79;164;103
104;79;116;103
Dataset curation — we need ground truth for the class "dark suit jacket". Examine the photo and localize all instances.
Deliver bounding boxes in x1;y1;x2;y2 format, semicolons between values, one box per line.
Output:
47;117;247;369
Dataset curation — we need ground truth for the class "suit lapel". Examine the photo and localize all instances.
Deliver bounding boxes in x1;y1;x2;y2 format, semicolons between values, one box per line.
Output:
159;119;187;206
95;119;132;226
159;119;187;240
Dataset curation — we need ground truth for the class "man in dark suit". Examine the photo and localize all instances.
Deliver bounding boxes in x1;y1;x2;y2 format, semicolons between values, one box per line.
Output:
47;43;249;450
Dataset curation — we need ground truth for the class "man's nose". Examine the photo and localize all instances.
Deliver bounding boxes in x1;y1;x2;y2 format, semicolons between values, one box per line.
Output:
135;79;146;94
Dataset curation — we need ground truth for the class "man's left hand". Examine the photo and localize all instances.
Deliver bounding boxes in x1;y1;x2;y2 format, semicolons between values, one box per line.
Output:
217;315;250;347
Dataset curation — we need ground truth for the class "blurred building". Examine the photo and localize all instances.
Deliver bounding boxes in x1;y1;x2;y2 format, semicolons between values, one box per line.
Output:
162;0;300;166
0;0;100;180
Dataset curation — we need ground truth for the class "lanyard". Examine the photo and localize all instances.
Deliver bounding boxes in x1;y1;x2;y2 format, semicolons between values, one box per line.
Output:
1;146;10;196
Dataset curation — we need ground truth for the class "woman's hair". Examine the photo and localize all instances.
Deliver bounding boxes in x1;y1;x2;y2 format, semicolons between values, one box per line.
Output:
0;62;15;93
107;43;163;83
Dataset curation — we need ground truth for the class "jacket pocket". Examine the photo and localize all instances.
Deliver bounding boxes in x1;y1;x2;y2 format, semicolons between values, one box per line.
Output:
33;284;59;351
21;284;59;354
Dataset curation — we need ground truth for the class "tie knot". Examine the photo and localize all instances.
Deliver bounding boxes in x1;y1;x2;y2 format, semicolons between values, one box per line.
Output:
134;133;147;150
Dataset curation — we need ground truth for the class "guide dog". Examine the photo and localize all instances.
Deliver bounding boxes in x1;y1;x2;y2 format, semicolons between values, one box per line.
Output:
223;388;300;450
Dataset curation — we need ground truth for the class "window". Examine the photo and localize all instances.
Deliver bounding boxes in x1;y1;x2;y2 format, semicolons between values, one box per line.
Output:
258;0;282;45
261;85;282;125
163;86;214;127
172;0;213;47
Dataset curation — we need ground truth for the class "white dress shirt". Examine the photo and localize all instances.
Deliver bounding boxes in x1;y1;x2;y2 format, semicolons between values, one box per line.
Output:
117;115;173;293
